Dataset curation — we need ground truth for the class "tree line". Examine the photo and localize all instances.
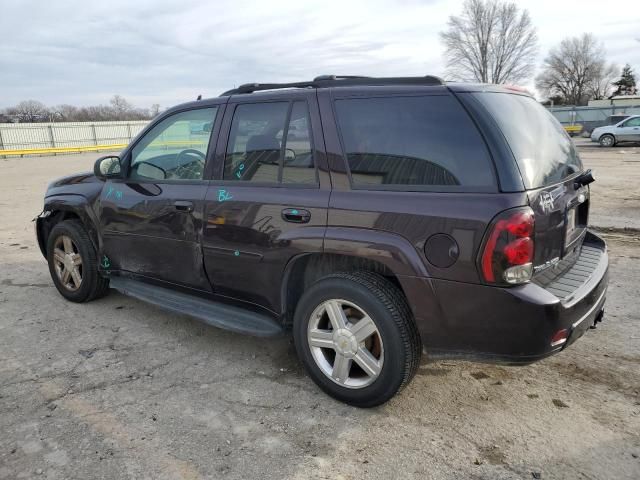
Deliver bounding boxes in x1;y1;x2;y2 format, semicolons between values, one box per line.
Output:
0;95;161;123
441;0;637;106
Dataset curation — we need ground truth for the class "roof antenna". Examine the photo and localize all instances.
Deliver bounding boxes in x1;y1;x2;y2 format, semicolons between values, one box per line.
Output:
196;94;202;101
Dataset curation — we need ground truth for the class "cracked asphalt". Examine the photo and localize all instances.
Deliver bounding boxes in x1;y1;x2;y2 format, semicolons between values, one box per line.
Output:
1;144;639;479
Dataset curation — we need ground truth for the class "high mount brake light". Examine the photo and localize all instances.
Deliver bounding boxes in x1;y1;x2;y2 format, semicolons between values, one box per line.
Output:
481;207;535;285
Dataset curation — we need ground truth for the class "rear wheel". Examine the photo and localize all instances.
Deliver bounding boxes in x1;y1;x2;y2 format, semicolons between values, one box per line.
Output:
47;220;109;302
293;272;421;407
599;134;615;147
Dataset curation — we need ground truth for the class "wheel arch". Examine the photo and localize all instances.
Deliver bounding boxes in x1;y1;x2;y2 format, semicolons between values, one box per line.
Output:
280;228;432;326
37;195;100;258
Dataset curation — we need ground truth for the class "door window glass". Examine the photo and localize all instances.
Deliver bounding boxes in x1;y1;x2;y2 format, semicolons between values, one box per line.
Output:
225;102;288;183
224;101;317;184
130;107;217;181
334;96;495;189
622;117;640;127
282;101;315;184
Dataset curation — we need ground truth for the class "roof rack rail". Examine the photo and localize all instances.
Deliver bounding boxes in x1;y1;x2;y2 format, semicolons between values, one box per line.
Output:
312;75;372;81
220;75;444;96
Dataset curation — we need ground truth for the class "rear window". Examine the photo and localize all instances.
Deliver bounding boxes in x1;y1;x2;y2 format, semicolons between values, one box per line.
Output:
334;95;496;191
472;92;583;189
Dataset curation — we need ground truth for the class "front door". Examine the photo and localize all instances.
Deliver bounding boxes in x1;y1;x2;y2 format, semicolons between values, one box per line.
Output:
202;92;330;312
617;116;640;142
99;105;223;290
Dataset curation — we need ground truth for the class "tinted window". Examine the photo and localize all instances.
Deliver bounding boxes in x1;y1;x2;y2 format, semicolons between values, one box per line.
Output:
622;117;640;127
282;101;315;184
225;102;288;182
472;92;583;189
225;101;316;184
131;107;217;181
334;96;495;189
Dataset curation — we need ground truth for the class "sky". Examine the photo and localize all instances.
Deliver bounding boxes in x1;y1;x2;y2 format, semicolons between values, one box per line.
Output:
0;0;638;109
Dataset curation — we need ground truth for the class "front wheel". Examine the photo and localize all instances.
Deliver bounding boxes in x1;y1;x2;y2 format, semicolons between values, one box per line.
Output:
599;134;615;147
47;220;109;302
293;272;421;407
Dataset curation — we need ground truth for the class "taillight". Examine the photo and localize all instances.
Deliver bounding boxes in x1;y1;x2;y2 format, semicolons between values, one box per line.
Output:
480;207;535;285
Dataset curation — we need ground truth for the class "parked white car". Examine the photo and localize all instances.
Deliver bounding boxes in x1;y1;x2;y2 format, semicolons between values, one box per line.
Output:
590;115;640;147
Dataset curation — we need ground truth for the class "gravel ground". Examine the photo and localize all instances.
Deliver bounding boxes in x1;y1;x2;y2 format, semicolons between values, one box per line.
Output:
0;147;639;480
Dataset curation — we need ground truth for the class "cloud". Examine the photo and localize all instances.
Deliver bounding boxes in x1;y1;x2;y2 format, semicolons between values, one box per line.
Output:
0;0;638;108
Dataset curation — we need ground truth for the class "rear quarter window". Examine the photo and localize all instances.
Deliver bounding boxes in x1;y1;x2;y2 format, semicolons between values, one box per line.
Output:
333;95;496;191
471;92;583;189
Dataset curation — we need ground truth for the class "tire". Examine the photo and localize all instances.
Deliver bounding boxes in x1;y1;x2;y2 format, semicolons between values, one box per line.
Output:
46;219;109;303
293;272;421;407
599;134;615;147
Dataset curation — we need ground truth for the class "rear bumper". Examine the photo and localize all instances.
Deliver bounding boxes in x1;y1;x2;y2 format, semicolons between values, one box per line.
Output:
401;231;609;363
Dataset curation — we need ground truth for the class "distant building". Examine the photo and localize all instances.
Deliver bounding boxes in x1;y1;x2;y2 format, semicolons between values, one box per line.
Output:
588;95;640;107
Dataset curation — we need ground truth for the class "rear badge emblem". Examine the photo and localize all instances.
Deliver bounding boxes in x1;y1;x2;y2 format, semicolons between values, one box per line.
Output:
539;192;555;213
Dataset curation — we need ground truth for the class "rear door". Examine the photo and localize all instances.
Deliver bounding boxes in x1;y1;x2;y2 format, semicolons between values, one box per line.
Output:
469;92;589;268
202;90;330;312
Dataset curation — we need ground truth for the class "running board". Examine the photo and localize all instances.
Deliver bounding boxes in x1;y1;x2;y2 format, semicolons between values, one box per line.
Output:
109;277;284;337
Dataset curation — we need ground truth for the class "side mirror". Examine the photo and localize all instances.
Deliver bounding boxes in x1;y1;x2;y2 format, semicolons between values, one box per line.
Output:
284;148;296;163
574;169;595;189
94;155;122;179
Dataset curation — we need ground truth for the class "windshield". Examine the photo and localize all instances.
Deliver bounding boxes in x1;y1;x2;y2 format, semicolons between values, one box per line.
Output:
472;92;583;189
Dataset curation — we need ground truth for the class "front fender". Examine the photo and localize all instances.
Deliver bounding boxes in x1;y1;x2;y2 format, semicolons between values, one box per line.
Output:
37;194;101;257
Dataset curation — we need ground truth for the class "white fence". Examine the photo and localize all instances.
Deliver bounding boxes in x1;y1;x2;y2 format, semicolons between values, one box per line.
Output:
0;121;149;152
548;104;640;133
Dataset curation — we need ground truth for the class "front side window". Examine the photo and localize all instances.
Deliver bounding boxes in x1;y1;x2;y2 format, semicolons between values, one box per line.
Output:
224;101;316;184
334;96;495;190
130;107;217;181
622;117;640;127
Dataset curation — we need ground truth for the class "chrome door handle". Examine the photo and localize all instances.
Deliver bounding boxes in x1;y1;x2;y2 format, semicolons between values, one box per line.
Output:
282;208;311;223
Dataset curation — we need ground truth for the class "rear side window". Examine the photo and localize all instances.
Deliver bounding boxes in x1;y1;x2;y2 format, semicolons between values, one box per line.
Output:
225;102;288;183
472;92;583;189
334;95;495;190
224;101;317;184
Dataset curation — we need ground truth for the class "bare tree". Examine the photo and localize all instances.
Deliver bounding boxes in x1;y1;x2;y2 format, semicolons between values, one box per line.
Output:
109;95;134;120
150;103;161;117
440;0;538;84
5;97;157;122
536;33;616;105
55;104;80;121
589;63;618;100
6;100;49;122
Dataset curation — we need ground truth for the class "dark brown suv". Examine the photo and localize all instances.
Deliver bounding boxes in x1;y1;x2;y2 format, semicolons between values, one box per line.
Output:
36;76;608;407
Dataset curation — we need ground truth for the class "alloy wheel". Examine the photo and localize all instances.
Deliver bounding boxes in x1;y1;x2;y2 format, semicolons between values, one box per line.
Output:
52;235;83;291
307;299;384;389
601;136;614;147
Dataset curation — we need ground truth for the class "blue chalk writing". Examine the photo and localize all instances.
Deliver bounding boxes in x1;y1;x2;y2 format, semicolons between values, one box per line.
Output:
105;186;123;201
218;189;233;202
